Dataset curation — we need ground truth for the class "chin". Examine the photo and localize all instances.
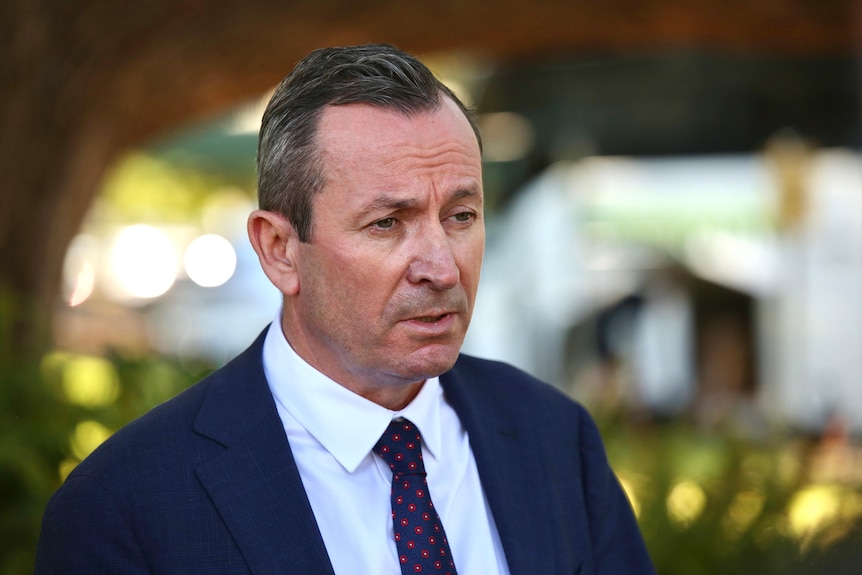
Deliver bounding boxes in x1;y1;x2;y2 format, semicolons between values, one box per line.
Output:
398;344;461;380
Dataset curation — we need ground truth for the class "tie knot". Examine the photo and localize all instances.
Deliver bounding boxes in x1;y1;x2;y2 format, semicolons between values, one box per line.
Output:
373;418;426;477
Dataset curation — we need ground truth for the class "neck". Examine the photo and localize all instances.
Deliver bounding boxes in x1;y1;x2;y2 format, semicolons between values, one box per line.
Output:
280;309;426;410
351;379;425;411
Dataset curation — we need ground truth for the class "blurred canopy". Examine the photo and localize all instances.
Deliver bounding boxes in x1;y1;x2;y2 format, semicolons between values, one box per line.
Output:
0;0;859;354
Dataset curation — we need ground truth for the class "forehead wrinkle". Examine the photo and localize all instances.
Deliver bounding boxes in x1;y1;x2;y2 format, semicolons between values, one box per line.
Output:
375;139;478;171
358;185;478;213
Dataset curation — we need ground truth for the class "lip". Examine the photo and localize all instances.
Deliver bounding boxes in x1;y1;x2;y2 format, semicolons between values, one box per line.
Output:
402;311;458;335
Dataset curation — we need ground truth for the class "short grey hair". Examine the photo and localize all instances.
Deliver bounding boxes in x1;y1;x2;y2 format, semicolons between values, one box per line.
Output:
256;43;482;242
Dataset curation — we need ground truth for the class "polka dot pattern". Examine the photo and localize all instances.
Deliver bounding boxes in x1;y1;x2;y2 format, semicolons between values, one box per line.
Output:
374;418;457;575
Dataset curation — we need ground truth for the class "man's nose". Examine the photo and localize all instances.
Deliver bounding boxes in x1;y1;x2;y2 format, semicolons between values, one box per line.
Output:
405;223;460;290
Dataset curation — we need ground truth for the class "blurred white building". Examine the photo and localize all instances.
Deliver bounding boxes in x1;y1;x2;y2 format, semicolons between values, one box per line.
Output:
465;150;862;434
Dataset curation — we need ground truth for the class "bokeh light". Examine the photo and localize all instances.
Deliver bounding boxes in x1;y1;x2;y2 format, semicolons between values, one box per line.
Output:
61;355;120;408
478;112;535;162
69;420;112;461
184;234;236;287
62;233;100;306
721;490;765;540
787;484;842;540
107;224;178;299
667;479;707;528
68;261;95;307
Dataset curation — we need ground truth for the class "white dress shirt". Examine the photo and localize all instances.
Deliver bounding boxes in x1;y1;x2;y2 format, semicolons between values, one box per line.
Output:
262;316;511;575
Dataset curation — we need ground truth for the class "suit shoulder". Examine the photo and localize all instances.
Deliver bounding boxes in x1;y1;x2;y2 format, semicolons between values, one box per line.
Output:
451;353;541;384
69;373;209;479
68;332;267;483
449;353;588;418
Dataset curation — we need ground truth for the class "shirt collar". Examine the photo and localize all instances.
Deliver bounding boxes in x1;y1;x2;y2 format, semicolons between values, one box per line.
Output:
262;314;444;473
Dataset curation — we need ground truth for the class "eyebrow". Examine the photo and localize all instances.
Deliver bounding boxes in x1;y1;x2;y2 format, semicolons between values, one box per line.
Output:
451;186;482;202
356;196;418;220
356;187;482;219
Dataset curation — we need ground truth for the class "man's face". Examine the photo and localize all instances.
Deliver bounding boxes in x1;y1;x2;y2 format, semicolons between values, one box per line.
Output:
283;97;484;395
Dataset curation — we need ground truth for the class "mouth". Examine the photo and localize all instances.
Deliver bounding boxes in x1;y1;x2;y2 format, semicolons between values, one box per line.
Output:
413;313;450;323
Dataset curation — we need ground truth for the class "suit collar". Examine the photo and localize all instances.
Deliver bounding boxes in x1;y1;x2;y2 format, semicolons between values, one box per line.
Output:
193;327;335;575
261;317;448;472
191;335;563;575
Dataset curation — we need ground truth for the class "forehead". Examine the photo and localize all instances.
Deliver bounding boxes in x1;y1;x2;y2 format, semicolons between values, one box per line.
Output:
315;99;482;183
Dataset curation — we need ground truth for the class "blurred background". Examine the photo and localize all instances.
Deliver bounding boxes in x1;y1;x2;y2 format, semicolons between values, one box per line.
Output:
3;1;862;573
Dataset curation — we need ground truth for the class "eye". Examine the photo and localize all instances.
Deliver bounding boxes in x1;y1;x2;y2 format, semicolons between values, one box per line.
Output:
373;217;397;229
451;211;475;223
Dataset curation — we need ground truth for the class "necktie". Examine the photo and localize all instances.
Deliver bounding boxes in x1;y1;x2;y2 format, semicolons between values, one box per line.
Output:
374;418;458;575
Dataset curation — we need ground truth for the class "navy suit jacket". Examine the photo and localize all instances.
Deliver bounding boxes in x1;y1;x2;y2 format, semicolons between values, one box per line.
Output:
36;329;654;574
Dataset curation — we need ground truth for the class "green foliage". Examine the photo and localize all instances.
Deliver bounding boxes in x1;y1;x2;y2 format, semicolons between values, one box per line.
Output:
97;153;224;224
0;303;213;574
0;356;66;574
599;415;862;575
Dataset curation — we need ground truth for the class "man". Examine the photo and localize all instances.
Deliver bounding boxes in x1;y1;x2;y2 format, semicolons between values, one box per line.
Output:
36;44;654;574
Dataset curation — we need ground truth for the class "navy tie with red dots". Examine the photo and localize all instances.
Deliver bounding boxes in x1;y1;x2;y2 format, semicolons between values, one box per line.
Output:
374;418;458;575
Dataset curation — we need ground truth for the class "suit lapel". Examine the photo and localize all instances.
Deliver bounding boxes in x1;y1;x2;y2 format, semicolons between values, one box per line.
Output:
441;360;558;575
188;335;575;575
193;331;335;575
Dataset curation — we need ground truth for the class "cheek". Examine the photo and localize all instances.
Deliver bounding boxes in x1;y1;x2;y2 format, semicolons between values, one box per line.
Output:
322;251;402;307
457;239;485;284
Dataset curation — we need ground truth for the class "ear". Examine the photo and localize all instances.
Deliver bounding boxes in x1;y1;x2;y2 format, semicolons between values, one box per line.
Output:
247;209;301;296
